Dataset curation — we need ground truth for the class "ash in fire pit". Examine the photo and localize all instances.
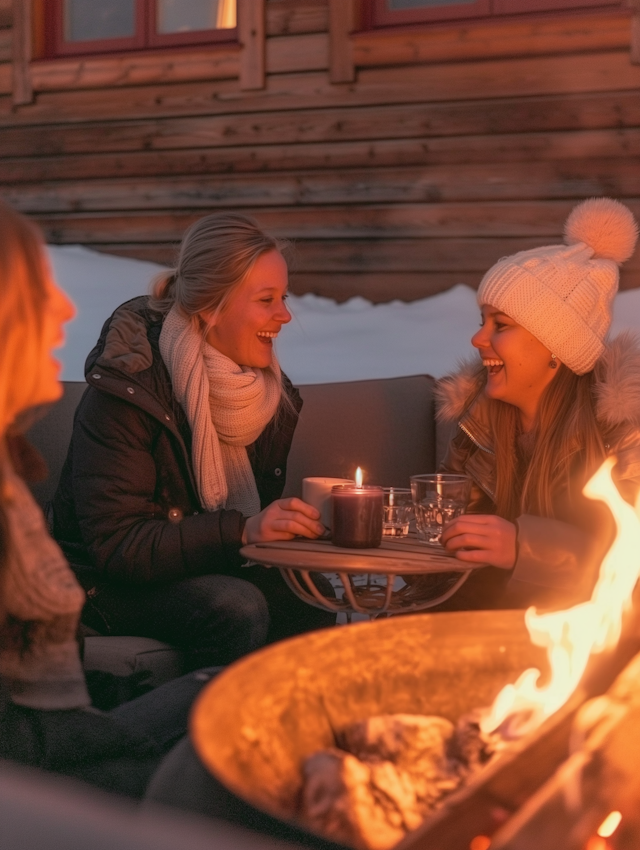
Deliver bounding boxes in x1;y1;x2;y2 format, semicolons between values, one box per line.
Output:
301;713;500;850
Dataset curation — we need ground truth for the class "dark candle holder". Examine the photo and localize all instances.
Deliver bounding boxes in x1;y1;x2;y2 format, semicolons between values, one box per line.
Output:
331;484;383;549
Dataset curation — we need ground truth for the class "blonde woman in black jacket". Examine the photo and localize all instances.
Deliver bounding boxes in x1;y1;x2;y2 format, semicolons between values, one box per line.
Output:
53;214;334;669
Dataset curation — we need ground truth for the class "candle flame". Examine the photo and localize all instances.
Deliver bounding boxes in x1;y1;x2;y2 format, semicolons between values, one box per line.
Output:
355;467;363;488
597;811;622;838
481;457;640;739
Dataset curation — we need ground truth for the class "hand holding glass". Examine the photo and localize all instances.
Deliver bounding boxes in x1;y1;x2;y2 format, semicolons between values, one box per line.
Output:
410;474;471;546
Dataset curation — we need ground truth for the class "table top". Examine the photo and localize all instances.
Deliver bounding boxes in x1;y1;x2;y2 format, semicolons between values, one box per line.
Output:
241;534;485;575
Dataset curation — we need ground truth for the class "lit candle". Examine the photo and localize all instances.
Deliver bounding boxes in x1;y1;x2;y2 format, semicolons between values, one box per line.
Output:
331;467;383;549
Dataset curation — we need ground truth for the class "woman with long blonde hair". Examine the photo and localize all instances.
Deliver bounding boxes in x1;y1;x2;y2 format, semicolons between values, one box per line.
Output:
437;197;640;609
53;212;334;668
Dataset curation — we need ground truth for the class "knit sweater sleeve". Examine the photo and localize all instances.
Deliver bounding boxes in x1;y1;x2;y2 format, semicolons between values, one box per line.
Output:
59;389;246;584
0;464;90;710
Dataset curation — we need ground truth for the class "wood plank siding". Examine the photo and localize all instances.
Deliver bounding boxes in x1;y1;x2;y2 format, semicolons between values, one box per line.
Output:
0;0;638;301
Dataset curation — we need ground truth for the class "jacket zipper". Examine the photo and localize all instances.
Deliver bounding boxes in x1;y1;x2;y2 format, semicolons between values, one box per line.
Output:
459;421;494;455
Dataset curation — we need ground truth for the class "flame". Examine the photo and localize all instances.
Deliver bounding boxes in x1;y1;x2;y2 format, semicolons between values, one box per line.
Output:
597;811;622;838
355;467;364;488
481;457;640;738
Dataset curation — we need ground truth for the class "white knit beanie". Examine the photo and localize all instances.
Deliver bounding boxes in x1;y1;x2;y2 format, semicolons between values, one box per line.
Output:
477;198;639;374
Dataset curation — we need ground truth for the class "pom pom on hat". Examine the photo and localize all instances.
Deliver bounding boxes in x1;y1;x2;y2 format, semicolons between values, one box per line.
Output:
564;197;638;265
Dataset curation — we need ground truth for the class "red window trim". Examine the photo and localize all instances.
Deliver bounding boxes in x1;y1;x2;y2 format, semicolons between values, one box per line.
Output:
44;0;237;60
365;0;624;30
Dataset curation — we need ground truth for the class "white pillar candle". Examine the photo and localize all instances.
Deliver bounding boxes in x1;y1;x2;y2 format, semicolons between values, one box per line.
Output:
302;477;353;529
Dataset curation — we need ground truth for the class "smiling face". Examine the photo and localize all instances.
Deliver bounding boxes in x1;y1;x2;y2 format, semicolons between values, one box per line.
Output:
203;249;291;368
28;263;75;394
2;260;75;433
471;305;558;431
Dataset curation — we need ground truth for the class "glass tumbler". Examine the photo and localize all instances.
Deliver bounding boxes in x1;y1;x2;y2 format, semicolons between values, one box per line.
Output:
410;474;471;546
382;488;413;538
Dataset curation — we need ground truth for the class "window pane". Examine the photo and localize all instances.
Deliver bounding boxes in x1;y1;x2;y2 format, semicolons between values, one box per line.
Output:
156;0;236;33
387;0;477;7
64;0;135;42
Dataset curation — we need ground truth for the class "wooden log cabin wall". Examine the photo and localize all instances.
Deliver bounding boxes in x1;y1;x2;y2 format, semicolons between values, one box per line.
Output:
1;0;639;302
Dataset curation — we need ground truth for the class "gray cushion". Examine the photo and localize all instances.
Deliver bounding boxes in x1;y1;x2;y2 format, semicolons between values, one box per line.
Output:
83;636;185;689
283;374;437;496
26;381;88;508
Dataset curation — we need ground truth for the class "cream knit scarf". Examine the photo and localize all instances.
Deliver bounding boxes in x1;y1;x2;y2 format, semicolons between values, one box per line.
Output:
159;305;282;517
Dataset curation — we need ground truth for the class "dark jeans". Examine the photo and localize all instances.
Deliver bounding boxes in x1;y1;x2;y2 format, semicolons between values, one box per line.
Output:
79;565;336;670
0;667;219;799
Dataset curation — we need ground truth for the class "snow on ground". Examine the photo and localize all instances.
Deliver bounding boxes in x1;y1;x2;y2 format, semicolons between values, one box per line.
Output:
48;244;640;385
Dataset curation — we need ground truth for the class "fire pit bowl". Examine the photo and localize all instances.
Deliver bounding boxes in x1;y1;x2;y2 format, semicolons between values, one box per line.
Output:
191;611;549;844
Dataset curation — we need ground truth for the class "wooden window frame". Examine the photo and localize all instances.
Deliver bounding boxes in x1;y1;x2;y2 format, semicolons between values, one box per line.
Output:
632;0;640;64
17;0;263;101
364;0;625;30
43;0;237;60
371;0;489;28
330;0;635;87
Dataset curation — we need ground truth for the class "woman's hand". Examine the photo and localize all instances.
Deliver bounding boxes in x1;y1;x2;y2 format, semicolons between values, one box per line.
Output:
242;498;324;544
440;514;517;570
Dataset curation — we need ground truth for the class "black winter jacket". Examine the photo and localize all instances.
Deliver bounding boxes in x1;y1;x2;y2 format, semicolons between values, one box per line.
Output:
52;296;302;585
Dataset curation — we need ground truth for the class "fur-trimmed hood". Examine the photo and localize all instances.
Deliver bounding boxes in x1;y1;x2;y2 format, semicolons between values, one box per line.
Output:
436;331;640;433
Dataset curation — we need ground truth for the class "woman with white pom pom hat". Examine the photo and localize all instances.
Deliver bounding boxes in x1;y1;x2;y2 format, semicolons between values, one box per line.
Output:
434;197;640;610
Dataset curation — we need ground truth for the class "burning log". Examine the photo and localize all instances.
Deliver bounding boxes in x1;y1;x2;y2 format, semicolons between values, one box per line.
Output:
302;748;415;850
301;714;497;850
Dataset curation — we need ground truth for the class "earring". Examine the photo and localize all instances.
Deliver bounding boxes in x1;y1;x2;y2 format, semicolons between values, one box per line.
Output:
549;354;558;369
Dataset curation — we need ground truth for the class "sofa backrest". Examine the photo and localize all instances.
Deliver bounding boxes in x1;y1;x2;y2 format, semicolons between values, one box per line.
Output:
26;376;438;508
283;374;437;496
26;381;87;507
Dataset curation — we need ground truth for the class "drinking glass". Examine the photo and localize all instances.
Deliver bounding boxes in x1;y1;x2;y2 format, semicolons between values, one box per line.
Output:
410;474;471;546
382;488;413;538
